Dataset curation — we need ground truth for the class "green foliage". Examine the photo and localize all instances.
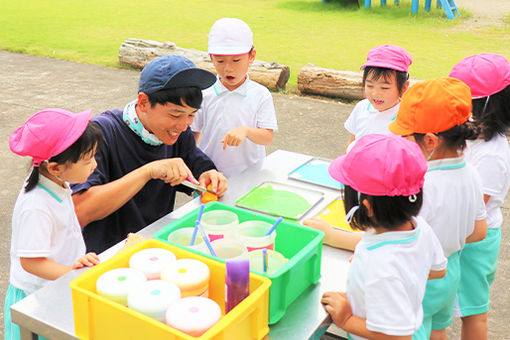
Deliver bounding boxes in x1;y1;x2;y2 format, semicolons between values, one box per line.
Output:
0;0;508;88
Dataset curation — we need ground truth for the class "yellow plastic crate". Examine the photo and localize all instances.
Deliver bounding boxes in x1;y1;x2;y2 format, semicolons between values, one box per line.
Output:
70;239;271;340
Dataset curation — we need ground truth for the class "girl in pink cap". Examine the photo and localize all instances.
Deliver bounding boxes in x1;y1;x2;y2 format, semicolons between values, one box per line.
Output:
322;133;446;340
4;108;102;340
304;45;412;247
449;54;510;340
344;44;412;152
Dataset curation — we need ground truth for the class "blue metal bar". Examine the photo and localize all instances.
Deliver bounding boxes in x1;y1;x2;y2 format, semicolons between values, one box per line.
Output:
411;0;419;14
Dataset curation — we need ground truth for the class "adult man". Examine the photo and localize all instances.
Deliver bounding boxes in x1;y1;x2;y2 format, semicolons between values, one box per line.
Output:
72;55;227;253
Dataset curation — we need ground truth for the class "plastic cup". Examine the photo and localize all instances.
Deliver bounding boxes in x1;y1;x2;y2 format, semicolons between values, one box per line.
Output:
210;238;247;260
200;210;239;241
167;228;207;253
241;249;288;275
235;221;276;252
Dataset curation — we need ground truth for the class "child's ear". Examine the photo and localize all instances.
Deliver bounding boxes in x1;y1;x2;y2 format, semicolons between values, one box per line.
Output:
423;133;439;152
249;49;256;64
361;199;373;217
45;162;65;177
401;80;410;95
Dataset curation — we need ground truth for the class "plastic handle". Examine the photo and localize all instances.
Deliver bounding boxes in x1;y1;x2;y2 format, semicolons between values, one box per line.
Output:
265;217;283;236
190;204;205;246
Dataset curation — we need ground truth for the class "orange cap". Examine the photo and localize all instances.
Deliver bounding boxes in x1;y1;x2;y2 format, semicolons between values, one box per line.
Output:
389;78;472;135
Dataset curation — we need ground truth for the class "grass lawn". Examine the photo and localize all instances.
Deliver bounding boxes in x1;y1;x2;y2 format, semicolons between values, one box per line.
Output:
0;0;509;90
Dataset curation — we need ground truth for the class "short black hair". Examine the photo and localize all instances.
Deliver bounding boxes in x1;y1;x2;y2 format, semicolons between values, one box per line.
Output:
412;119;480;152
343;185;423;231
25;121;102;192
362;66;409;96
147;86;203;109
472;85;510;141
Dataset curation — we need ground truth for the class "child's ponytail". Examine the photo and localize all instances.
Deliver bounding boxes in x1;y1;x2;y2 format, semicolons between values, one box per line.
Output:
437;119;481;151
24;167;40;193
472;85;510;141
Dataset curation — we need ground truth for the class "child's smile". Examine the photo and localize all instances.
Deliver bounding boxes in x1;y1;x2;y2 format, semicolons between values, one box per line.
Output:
365;73;401;112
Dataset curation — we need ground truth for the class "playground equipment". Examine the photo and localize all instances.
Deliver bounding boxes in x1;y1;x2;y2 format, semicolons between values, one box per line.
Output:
342;0;460;20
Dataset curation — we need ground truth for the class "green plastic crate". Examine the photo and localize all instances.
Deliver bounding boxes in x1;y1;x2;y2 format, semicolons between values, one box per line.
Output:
153;202;324;325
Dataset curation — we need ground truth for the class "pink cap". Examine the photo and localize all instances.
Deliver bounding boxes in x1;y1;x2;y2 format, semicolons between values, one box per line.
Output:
360;45;412;73
9;108;92;167
329;134;426;196
449;53;510;99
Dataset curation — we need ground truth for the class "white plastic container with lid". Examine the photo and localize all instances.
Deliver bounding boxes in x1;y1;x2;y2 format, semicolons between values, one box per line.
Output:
200;210;239;241
129;248;177;280
235;220;276;252
160;259;210;297
167;227;208;252
165;297;222;337
240;249;288;275
127;280;181;322
96;268;147;305
210;238;248;260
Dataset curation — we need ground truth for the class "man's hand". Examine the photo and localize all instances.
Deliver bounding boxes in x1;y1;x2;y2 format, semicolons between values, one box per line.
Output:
142;158;193;186
199;170;228;196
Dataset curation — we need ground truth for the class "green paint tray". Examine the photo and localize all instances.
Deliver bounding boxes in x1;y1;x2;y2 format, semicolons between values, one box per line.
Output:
153;202;324;325
235;180;325;220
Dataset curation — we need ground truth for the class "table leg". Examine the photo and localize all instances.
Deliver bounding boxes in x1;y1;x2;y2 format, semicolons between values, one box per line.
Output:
364;0;371;8
19;326;38;340
381;0;387;6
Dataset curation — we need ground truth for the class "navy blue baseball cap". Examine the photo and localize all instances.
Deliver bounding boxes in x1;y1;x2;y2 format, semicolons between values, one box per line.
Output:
138;55;216;95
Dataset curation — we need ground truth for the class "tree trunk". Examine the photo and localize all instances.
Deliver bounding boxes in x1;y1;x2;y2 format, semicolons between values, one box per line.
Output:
298;63;422;100
298;64;364;100
118;38;290;91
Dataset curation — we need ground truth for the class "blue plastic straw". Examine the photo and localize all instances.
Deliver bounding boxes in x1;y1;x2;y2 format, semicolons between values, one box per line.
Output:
264;217;283;236
190;204;205;246
262;248;268;273
198;223;217;257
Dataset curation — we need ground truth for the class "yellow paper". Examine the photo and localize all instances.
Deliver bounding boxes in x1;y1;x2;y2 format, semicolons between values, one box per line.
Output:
317;200;361;232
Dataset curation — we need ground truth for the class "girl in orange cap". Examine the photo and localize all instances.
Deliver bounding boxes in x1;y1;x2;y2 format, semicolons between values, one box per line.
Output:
389;78;488;340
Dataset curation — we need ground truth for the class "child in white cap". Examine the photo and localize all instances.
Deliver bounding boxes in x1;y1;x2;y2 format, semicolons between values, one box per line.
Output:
191;18;278;177
450;54;510;340
344;44;411;152
4;108;102;340
322;134;446;340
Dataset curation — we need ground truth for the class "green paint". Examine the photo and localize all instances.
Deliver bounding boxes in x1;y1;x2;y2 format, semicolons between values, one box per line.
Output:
237;185;311;219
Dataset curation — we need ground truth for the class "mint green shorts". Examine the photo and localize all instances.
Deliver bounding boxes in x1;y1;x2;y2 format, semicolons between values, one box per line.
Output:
414;251;460;337
4;285;47;340
456;228;501;317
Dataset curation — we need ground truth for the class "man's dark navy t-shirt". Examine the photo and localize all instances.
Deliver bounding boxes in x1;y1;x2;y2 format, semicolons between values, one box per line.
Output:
71;109;216;253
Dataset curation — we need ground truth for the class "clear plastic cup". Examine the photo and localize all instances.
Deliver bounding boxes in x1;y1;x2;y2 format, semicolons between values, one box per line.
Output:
240;249;288;275
235;221;276;252
210;238;247;260
200;210;239;241
167;228;207;253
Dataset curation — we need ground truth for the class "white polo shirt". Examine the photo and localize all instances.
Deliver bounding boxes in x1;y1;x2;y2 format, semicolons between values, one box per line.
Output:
344;99;399;139
191;77;278;177
347;217;447;339
10;175;86;295
465;135;510;229
419;156;487;257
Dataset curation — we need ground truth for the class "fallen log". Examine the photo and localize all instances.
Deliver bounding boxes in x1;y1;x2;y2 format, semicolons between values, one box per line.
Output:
119;38;290;91
298;63;421;100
